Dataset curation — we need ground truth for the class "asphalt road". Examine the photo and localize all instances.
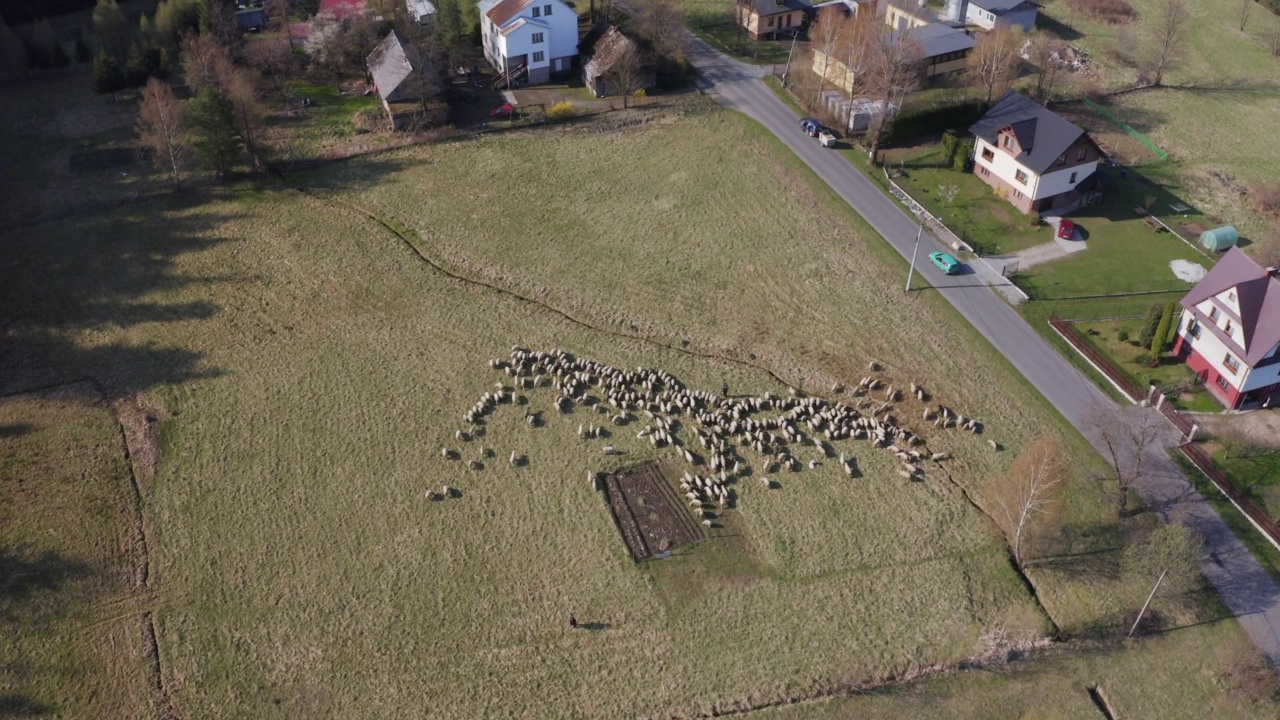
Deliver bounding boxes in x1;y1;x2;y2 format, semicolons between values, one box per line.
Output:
685;37;1280;665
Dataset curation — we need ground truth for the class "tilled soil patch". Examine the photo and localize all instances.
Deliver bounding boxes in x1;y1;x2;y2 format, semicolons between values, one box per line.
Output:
604;461;703;561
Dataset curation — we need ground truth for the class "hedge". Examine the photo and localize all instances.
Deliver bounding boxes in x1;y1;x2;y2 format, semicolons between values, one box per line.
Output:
1149;301;1176;366
886;101;989;145
1163;301;1180;345
1138;302;1164;348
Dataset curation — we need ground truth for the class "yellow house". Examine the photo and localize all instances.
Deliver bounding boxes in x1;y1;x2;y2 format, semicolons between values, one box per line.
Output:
884;0;935;30
737;0;811;40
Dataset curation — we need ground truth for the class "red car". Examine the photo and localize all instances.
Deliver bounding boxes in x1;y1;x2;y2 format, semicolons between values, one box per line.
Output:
490;103;517;119
1057;219;1075;240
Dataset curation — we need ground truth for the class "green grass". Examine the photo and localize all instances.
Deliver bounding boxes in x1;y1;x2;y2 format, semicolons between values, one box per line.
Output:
1072;318;1214;404
678;0;797;64
1175;453;1280;584
0;96;1268;717
1214;448;1280;522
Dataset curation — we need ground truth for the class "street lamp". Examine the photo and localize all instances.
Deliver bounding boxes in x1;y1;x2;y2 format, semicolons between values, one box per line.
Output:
905;220;924;292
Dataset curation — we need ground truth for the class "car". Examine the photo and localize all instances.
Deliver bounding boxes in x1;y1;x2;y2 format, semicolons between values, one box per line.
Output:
928;251;961;275
490;103;517;119
1057;218;1076;240
800;118;821;136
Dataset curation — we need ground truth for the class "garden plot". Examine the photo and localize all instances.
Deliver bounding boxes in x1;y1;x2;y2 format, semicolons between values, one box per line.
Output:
604;461;704;561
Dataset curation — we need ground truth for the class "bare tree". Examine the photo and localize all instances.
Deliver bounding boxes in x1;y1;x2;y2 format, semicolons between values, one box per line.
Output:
730;0;748;53
1025;30;1063;103
1271;15;1280;57
990;438;1064;569
181;31;232;92
218;64;264;171
634;0;686;63
1239;0;1252;32
1121;522;1203;614
136;77;188;186
864;26;923;164
1145;0;1191;87
810;10;846;107
610;43;648;109
837;13;874;94
1091;407;1166;518
968;25;1024;105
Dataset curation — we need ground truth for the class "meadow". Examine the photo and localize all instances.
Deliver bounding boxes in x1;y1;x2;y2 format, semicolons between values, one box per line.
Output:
0;99;1271;717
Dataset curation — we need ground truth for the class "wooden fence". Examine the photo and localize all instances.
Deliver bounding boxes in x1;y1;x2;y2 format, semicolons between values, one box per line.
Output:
1179;442;1280;551
1048;315;1145;403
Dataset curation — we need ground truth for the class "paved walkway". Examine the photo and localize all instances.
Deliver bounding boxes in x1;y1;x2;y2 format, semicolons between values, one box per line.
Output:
684;34;1280;666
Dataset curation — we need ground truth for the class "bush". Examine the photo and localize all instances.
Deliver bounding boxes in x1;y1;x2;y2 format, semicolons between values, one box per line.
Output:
1138;302;1164;348
940;130;958;167
93;51;126;94
1163;301;1180;345
1069;0;1136;25
1149;301;1176;365
1116;329;1130;342
547;101;576;121
953;138;973;172
353;107;388;133
1251;180;1280;219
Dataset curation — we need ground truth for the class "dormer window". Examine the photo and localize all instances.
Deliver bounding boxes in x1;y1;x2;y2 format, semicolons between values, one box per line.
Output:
1003;135;1013;149
1076;147;1086;161
1056;154;1066;166
1228;291;1236;302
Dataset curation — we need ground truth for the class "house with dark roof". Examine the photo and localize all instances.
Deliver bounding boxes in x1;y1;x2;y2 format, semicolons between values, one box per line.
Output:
1172;248;1280;409
885;0;936;30
737;0;812;40
969;90;1104;214
894;22;975;77
477;0;577;85
366;30;443;129
963;0;1040;31
580;23;655;97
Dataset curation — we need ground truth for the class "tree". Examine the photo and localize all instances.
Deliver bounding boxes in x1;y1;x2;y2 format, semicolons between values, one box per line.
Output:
74;35;93;63
810;10;846;108
126;39;167;85
1090;407;1165;518
156;0;202;46
93;0;133;64
990;438;1064;570
968;25;1023;105
864;26;922;164
1121;523;1204;614
137;77;189;185
29;18;59;69
634;0;686;63
837;13;874;95
93;51;127;93
1239;0;1253;32
610;42;648;109
729;0;747;53
1025;30;1062;103
1145;0;1190;87
434;0;465;59
181;31;232;92
221;64;264;171
187;84;241;176
50;40;71;68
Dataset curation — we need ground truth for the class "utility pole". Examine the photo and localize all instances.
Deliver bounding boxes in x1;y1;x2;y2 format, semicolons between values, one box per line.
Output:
1128;569;1167;637
781;29;800;88
905;221;923;292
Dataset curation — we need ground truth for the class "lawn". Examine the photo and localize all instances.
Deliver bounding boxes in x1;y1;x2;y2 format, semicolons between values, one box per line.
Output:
1073;317;1219;412
0;97;1269;717
677;0;799;64
1034;0;1280;260
1214;448;1280;523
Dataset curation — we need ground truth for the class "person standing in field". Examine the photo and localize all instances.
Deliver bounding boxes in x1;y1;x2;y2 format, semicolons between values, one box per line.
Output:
569;615;578;629
722;381;729;397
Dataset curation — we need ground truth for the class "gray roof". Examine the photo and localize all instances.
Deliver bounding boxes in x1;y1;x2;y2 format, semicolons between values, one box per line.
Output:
1181;247;1280;367
969;90;1086;174
742;0;812;16
969;0;1039;13
367;31;420;102
891;22;976;59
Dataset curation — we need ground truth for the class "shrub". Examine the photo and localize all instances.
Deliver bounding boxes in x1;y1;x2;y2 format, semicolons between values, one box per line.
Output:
1117;329;1130;342
1163;301;1180;345
353;107;388;133
1251;180;1280;219
547;101;576;121
940;130;958;167
632;88;647;101
1026;210;1041;228
953;138;973;171
1149;301;1176;365
1138;302;1164;348
1069;0;1136;25
886;101;989;144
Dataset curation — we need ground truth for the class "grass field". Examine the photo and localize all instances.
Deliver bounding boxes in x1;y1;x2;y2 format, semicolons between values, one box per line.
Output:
1;95;1272;716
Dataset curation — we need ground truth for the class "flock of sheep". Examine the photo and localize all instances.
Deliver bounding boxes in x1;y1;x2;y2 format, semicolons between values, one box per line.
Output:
439;346;991;520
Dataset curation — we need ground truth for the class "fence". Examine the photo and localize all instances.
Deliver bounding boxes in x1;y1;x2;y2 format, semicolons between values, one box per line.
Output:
883;168;973;254
1145;385;1201;439
1179;442;1280;553
1082;98;1169;161
1048;315;1145;403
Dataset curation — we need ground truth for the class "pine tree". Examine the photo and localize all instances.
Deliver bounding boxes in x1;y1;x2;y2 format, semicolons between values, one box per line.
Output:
51;41;71;68
187;84;241;176
93;50;126;93
93;0;133;63
74;35;92;63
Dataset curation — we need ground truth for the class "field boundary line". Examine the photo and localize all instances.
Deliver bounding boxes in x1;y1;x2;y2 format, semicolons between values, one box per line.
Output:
296;189;808;389
1081;98;1169;161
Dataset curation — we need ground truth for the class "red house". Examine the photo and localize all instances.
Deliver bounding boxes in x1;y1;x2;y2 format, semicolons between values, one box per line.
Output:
1171;247;1280;409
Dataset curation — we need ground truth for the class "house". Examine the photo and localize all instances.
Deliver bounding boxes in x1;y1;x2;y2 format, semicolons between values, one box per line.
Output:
1172;248;1280;410
580;23;655;97
969;90;1103;214
407;0;437;24
898;22;974;77
736;0;812;40
366;30;444;129
884;0;936;31
478;0;578;85
236;4;267;31
811;0;877;22
962;0;1040;31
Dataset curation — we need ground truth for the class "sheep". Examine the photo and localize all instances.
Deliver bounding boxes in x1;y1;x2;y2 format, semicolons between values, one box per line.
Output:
831;382;845;394
602;445;617;455
988;440;1000;451
808;459;820;470
898;470;913;479
509;451;517;466
760;476;771;488
455;429;466;442
931;452;951;461
868;360;881;371
468;460;482;471
701;519;713;528
441;447;453;459
442;484;453;497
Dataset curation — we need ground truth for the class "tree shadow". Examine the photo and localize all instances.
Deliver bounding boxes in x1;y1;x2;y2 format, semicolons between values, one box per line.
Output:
0;547;93;621
0;192;239;396
1035;13;1082;41
0;423;34;438
0;694;53;717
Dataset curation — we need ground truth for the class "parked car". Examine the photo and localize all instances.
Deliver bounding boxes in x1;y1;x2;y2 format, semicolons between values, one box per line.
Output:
928;251;962;275
800;118;821;136
1057;218;1076;240
490;103;518;119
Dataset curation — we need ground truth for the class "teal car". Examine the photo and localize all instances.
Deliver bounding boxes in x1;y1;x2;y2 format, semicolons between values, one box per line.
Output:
928;251;961;275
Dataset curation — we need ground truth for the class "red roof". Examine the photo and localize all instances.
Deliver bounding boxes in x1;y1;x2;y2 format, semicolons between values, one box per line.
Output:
1181;247;1280;367
486;0;537;27
320;0;368;19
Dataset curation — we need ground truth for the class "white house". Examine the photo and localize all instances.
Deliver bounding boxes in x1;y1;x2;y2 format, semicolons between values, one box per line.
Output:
1172;248;1280;409
478;0;578;86
960;0;1040;31
968;90;1103;214
407;0;436;24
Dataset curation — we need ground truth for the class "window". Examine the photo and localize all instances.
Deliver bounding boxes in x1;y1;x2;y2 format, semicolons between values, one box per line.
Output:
1056;153;1066;166
1013;189;1023;199
532;50;544;62
544;3;551;13
979;165;990;176
531;32;544;43
1002;135;1013;149
1224;319;1234;335
1228;291;1236;302
767;16;774;26
1069;171;1077;184
1076;147;1086;161
532;6;540;16
981;147;994;162
1209;306;1220;321
1014;169;1028;184
1224;353;1241;374
1216;374;1231;391
1188;319;1201;338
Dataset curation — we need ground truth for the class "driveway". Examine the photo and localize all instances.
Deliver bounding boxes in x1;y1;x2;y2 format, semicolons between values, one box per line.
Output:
685;33;1280;666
